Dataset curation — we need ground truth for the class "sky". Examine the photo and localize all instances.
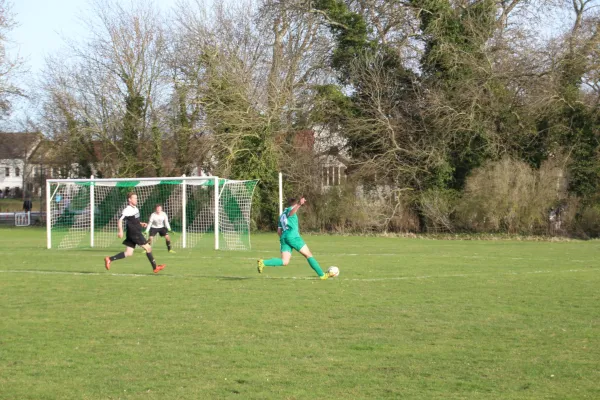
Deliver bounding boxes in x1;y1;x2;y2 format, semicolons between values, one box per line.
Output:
5;0;187;130
12;0;88;77
11;0;187;73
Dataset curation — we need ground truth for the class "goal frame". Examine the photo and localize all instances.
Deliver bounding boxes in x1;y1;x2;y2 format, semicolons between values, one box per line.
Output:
46;176;226;250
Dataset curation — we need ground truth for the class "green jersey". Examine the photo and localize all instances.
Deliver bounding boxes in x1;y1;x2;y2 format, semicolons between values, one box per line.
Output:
278;206;300;237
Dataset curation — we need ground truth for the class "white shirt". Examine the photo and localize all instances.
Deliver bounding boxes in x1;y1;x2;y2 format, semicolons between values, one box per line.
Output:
145;211;171;232
120;205;142;233
120;205;140;220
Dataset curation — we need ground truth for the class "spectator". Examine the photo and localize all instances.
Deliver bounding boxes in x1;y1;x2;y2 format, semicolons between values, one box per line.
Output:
23;198;33;213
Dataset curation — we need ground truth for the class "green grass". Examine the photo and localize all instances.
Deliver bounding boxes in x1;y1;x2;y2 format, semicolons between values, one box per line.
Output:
1;228;599;399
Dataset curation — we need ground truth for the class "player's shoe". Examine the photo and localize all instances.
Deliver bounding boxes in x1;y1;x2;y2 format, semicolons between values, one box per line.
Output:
168;250;176;254
154;264;166;274
104;257;111;271
257;259;265;274
320;271;335;280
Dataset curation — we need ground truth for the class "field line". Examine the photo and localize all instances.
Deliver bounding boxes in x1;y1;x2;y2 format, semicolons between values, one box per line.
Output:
4;251;590;264
0;268;597;281
351;268;599;281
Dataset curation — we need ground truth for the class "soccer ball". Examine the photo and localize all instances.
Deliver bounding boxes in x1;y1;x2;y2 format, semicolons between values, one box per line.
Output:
327;266;340;278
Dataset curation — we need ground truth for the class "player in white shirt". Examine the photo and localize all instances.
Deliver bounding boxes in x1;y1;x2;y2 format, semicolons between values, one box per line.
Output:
145;204;175;253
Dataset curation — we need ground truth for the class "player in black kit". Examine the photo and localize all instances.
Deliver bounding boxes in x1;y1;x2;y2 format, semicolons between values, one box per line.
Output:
104;192;166;273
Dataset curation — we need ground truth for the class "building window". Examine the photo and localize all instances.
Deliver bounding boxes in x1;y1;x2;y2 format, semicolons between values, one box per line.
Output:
5;167;9;177
15;167;20;177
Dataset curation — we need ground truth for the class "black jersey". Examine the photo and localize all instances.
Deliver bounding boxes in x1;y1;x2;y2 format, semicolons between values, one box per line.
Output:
120;205;143;235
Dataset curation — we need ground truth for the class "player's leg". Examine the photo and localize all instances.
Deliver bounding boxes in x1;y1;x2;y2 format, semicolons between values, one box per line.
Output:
141;242;165;273
104;245;134;270
263;251;290;266
147;229;157;246
263;251;291;267
297;242;328;279
258;251;290;273
141;229;155;252
257;241;292;273
163;230;174;253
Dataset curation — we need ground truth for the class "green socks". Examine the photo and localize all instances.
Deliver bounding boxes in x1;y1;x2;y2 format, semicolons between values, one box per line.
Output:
264;258;284;267
264;257;324;276
308;257;324;277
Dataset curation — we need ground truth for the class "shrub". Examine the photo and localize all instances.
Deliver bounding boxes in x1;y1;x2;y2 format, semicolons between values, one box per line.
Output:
455;157;568;234
574;205;600;238
298;183;420;234
419;189;460;233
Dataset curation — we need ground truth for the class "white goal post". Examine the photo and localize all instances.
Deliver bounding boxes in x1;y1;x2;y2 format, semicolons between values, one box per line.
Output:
46;176;258;250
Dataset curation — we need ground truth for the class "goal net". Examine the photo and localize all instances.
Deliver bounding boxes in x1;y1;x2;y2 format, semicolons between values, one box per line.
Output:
46;177;258;250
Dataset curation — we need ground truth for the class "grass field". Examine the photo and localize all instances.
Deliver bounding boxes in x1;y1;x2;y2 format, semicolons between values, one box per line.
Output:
1;228;599;399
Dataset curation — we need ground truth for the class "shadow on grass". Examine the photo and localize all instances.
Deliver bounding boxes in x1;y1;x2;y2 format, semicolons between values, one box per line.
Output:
1;268;260;280
214;276;252;280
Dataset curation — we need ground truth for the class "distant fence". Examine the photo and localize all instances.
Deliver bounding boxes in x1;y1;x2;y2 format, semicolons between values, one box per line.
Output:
0;212;45;226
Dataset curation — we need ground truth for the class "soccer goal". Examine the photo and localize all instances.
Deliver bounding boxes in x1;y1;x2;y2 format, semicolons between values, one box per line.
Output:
46;176;258;250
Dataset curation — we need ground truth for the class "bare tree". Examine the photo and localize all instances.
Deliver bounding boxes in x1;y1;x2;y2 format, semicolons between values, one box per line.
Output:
0;0;24;119
59;0;168;177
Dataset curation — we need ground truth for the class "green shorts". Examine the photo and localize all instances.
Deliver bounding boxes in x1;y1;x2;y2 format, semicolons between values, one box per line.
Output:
280;235;306;253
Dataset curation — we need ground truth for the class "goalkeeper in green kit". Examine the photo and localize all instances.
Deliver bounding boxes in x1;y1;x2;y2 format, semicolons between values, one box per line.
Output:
257;197;333;279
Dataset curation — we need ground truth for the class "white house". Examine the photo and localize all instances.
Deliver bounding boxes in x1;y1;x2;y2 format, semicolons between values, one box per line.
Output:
312;126;349;189
0;132;42;198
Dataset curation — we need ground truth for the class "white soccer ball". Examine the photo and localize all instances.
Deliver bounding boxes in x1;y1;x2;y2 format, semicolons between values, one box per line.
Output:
327;266;340;278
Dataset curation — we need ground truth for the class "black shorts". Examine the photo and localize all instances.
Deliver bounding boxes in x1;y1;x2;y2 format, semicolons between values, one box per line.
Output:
123;233;147;248
149;227;168;237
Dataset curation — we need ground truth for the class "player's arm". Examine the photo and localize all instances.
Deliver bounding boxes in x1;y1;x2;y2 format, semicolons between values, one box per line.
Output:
165;214;172;231
287;197;306;217
277;214;283;237
145;214;153;234
118;215;124;238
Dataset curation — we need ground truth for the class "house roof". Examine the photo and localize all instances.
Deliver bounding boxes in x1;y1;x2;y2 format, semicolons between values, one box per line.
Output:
0;132;42;160
24;136;210;177
27;139;61;164
27;138;105;165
